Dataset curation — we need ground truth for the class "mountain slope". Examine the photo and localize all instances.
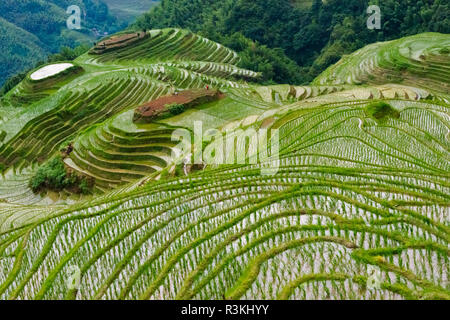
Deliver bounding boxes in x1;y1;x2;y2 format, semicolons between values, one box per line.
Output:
135;0;450;83
314;33;450;94
0;0;123;86
0;18;48;87
0;28;259;197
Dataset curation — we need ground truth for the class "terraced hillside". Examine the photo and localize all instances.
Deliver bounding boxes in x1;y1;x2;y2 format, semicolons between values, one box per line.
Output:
0;30;449;300
0;28;259;200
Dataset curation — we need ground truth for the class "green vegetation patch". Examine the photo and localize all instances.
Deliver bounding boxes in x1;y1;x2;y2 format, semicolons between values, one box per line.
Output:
365;101;400;120
29;156;93;194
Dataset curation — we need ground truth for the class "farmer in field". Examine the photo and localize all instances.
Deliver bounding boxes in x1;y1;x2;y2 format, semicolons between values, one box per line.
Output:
61;142;74;159
67;143;74;155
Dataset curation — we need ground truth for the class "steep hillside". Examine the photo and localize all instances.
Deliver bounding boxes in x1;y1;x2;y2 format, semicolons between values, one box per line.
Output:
0;0;125;86
314;33;450;94
135;0;450;84
102;0;159;23
0;28;259;200
0;31;448;300
0;18;48;87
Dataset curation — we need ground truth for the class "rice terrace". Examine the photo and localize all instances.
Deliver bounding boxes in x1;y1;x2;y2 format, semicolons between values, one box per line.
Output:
0;24;449;301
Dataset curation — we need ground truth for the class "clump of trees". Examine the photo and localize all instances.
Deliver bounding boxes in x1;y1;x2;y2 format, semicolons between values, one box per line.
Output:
365;101;400;120
30;156;92;194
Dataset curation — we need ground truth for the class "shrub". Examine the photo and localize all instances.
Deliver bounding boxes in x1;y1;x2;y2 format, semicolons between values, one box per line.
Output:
365;101;400;120
167;103;186;116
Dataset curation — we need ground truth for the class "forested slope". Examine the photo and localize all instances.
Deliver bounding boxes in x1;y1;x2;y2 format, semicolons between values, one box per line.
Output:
0;0;123;86
0;18;47;88
135;0;450;84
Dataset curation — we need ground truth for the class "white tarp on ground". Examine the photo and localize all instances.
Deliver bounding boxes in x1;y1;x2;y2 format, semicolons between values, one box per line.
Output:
30;63;74;80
